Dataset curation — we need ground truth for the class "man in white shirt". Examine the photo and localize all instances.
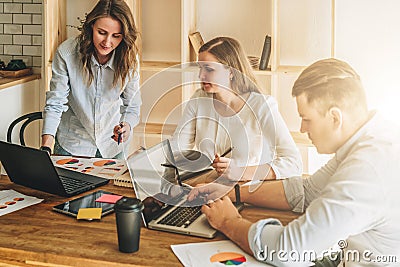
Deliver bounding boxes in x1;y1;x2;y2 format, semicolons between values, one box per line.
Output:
188;58;400;266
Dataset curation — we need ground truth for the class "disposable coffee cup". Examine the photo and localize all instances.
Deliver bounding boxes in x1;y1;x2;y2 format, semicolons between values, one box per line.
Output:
115;197;144;253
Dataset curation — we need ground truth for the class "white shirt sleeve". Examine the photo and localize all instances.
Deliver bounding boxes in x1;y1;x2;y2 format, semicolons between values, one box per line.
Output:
170;93;199;152
282;156;338;212
260;96;303;179
248;157;383;266
120;59;141;131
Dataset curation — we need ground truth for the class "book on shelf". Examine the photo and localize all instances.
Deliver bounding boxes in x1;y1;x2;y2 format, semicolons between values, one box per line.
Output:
259;35;271;70
189;32;204;55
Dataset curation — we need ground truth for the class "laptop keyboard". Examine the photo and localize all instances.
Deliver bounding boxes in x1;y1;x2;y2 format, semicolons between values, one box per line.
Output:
157;206;202;228
59;176;93;193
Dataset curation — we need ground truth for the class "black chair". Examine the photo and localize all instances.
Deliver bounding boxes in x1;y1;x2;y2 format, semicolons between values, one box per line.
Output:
7;111;43;146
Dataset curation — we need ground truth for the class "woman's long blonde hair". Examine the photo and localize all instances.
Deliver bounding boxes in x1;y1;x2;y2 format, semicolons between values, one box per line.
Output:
199;37;260;94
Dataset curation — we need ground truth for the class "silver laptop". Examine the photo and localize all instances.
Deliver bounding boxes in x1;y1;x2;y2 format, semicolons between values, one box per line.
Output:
127;139;222;238
0;141;109;197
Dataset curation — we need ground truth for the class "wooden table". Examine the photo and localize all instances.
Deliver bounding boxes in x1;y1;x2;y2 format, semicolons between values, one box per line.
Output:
0;175;299;267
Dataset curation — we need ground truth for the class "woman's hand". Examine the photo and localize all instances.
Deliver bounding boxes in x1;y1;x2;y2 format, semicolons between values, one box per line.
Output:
212;154;231;176
212;154;243;182
41;134;54;154
111;122;131;144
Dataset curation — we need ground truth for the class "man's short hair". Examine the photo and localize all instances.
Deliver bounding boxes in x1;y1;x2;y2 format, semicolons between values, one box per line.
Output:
292;58;368;115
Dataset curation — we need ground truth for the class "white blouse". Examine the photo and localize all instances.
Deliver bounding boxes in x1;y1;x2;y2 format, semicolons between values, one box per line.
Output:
171;89;302;179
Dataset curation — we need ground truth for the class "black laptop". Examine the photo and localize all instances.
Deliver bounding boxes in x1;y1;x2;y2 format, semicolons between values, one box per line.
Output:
0;141;109;197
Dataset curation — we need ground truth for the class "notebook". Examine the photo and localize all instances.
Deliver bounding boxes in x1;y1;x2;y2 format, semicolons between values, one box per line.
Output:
127;139;243;239
0;141;109;197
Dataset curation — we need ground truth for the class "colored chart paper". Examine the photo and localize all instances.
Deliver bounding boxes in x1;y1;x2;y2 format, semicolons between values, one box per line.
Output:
210;252;246;265
56;158;79;165
93;160;117;167
171;240;269;266
51;156;127;179
0;190;43;217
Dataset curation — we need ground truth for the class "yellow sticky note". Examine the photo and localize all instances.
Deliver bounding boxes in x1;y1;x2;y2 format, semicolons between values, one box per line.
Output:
77;208;102;220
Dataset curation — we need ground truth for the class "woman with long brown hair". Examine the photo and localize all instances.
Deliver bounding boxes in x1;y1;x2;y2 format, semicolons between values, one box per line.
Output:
41;0;141;159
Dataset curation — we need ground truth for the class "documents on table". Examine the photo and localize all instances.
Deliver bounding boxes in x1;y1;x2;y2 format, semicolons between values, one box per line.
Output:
51;155;127;179
171;240;271;266
0;189;43;216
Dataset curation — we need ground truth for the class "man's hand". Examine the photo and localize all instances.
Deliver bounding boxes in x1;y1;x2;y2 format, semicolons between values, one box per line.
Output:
201;196;242;231
187;183;233;202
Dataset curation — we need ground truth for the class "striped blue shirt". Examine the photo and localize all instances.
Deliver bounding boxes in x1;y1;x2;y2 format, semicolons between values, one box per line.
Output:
42;37;141;158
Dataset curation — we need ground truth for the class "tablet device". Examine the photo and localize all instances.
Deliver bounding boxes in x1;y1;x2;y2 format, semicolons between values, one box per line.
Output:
52;190;118;217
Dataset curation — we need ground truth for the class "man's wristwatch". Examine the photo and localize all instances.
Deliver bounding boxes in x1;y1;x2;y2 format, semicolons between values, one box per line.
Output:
40;146;52;155
234;184;241;205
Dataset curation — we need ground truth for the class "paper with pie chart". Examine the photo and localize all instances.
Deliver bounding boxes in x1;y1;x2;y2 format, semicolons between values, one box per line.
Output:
210;252;247;265
51;156;127;179
0;189;43;217
171;240;270;266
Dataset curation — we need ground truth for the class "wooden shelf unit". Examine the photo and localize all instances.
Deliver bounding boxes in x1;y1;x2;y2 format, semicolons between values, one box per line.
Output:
131;0;335;130
43;0;328;126
43;0;339;172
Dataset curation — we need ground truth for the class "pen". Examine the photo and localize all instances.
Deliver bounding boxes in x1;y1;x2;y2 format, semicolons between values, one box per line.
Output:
161;163;177;169
220;146;234;157
117;122;123;145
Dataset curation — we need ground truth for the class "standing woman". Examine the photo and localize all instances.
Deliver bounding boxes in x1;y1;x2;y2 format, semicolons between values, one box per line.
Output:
41;0;141;159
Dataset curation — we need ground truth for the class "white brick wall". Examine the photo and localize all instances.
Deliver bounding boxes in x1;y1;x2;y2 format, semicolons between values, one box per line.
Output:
13;34;31;45
32;35;40;45
13;14;31;24
4;24;22;34
23;24;41;34
4;44;22;55
0;14;12;23
0;35;12;44
4;3;22;13
22;3;41;13
0;0;42;68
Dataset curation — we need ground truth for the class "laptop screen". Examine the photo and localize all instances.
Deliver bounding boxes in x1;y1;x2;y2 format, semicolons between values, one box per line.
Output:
127;140;191;222
127;139;197;225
